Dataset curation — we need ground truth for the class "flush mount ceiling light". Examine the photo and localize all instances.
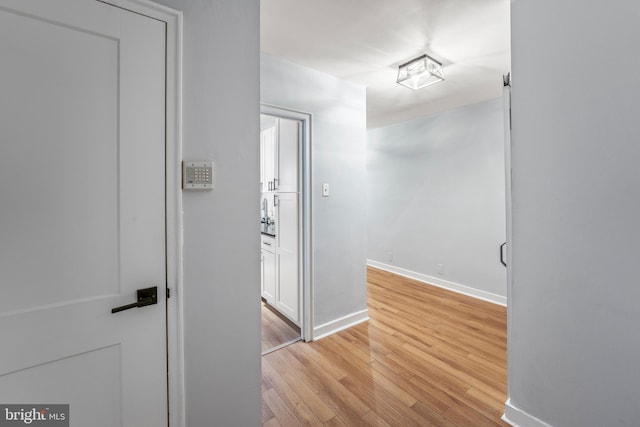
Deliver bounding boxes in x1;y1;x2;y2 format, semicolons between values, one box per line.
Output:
396;54;445;90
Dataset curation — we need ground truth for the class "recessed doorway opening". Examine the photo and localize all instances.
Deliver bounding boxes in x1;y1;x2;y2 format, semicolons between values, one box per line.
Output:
259;105;312;354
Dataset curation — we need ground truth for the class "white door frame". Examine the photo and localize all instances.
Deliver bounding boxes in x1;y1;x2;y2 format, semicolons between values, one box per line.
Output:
97;1;185;425
261;104;313;342
503;74;513;408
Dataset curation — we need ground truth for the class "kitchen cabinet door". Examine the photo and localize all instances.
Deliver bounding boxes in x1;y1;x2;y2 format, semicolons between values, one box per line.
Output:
260;250;265;299
260;122;278;193
261;235;276;304
277;118;299;192
275;193;299;325
262;248;276;304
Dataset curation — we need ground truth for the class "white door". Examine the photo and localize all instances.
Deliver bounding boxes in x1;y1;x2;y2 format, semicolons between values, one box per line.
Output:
0;1;167;426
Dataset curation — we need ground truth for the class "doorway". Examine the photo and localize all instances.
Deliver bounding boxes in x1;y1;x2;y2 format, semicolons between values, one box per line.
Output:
259;105;312;354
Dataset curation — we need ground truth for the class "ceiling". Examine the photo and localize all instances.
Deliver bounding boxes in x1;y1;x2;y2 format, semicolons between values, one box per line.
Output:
261;0;511;128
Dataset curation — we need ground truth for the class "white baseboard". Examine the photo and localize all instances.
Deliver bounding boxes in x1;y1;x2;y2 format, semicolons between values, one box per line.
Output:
503;399;552;427
367;260;507;306
312;309;369;341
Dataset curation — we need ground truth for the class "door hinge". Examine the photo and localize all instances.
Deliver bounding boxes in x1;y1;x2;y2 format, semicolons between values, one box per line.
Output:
166;287;171;299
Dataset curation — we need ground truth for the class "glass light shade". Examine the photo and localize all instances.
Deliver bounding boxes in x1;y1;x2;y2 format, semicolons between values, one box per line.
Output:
396;54;444;90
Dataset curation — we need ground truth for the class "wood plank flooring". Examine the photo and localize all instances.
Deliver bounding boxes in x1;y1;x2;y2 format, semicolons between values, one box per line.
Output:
262;300;301;354
262;266;508;426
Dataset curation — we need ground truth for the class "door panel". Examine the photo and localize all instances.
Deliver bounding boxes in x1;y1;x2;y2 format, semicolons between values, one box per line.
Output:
1;346;122;426
0;1;167;425
0;5;120;314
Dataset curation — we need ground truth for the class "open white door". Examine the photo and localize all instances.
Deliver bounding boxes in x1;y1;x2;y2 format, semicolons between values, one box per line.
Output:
0;1;168;425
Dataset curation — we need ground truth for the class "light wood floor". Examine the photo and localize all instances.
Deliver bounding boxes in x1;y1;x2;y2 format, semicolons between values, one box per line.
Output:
262;300;301;354
262;266;508;426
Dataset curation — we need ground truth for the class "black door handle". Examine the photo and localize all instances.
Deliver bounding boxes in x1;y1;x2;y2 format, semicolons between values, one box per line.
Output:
500;242;507;267
111;286;158;313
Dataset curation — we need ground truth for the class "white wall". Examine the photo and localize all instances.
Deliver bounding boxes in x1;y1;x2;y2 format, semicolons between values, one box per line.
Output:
367;99;506;302
507;1;640;426
152;1;261;426
260;53;368;331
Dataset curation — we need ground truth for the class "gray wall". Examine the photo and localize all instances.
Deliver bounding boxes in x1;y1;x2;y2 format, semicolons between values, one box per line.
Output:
152;1;261;426
509;1;640;426
260;53;368;328
368;99;506;299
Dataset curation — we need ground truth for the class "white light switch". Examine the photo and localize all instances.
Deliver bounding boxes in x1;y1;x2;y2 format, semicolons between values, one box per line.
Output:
322;183;330;197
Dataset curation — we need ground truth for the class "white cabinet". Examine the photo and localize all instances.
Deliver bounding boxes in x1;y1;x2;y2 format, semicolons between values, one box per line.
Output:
275;193;299;325
261;236;276;304
261;215;299;326
260;122;278;193
260;117;299;193
276;118;299;192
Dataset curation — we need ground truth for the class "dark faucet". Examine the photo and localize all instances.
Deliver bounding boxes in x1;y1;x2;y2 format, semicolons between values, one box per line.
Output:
261;198;268;223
